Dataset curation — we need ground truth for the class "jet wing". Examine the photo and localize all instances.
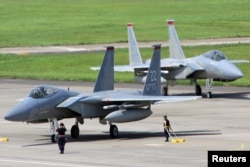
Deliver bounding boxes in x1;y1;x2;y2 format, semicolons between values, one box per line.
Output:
57;93;200;109
91;58;188;73
91;64;152;72
230;60;249;64
114;65;147;72
111;62;187;72
92;65;175;73
56;94;92;107
102;94;201;104
144;58;187;68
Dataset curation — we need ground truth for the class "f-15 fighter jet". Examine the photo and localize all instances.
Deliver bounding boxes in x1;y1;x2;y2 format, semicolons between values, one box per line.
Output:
5;45;199;142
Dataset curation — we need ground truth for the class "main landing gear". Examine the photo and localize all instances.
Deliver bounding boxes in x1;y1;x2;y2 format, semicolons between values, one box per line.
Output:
110;124;119;138
71;125;80;138
100;118;119;138
195;85;202;96
49;117;120;142
70;122;119;139
49;118;81;143
162;81;170;96
162;86;168;96
71;117;83;139
194;78;213;98
162;79;213;98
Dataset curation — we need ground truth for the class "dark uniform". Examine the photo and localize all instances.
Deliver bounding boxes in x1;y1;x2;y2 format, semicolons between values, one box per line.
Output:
163;115;171;142
56;123;67;154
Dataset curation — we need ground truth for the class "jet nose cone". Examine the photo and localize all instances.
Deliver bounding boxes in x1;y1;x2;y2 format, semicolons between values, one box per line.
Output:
4;107;29;122
231;69;243;79
4;100;30;122
220;61;243;80
225;65;243;80
4;111;16;121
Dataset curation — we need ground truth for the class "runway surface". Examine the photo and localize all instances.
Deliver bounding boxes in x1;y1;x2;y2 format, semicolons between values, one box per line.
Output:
0;79;250;167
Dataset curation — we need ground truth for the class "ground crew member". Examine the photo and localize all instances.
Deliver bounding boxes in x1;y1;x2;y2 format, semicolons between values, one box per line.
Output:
163;115;171;142
56;123;67;154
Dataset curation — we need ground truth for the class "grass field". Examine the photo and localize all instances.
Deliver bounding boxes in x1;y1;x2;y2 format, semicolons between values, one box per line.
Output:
0;44;249;86
0;0;249;47
0;0;249;86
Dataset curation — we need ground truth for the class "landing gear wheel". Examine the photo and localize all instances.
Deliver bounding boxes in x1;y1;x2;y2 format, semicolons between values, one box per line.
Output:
207;92;212;98
71;125;79;138
162;86;168;96
110;125;119;138
195;85;202;96
51;134;56;143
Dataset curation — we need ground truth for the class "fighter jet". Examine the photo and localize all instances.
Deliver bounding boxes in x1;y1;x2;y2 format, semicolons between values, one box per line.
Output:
5;45;200;142
108;21;248;98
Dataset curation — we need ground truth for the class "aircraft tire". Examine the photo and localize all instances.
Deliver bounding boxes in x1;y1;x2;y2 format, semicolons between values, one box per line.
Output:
71;125;79;138
51;134;56;143
110;125;119;138
195;85;202;95
162;86;168;96
207;92;212;98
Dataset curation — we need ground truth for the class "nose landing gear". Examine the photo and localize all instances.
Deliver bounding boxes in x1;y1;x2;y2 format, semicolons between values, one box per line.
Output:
49;118;58;143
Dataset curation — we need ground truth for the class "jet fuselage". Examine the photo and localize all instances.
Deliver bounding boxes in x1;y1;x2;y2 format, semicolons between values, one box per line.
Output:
4;85;80;123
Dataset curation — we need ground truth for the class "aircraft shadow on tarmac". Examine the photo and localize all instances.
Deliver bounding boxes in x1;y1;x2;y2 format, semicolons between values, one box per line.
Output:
22;129;221;147
209;92;250;99
78;129;222;142
171;92;250;100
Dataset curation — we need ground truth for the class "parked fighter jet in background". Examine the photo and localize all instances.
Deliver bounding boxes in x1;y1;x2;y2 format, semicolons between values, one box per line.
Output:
109;21;248;98
164;20;248;98
4;45;200;142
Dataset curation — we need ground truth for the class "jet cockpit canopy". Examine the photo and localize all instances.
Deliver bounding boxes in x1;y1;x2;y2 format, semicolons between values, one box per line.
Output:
29;86;57;98
203;50;227;61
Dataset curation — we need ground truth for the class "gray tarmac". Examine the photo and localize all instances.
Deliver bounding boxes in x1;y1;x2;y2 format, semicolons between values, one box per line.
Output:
0;79;250;167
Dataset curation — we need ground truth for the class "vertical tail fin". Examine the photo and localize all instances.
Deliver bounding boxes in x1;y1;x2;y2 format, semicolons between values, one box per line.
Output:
93;46;114;92
142;44;161;96
167;20;185;59
127;23;143;65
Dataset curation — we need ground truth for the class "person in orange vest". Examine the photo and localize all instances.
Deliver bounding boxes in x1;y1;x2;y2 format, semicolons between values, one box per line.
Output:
163;115;172;142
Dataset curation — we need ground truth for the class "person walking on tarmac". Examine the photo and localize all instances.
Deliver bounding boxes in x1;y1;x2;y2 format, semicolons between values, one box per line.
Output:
163;115;171;142
56;123;67;154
